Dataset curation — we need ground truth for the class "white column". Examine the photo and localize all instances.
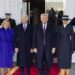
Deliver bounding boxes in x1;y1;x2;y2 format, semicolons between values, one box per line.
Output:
10;0;22;24
0;0;5;18
4;0;11;13
63;0;75;19
21;2;27;15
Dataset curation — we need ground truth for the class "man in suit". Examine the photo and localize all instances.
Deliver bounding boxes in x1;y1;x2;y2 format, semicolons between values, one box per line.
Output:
33;13;56;75
15;15;33;75
2;13;16;29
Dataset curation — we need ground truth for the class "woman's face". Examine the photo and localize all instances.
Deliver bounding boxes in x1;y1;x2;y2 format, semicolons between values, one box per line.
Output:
3;22;10;29
63;20;68;25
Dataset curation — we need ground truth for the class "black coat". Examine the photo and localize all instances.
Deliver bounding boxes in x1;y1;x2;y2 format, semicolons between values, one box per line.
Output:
15;24;33;67
69;18;75;51
57;25;74;69
8;18;16;29
33;23;56;69
0;18;3;25
69;17;75;25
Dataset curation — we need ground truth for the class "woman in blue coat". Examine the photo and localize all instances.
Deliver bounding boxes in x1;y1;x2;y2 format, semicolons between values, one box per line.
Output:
0;20;14;75
57;17;74;75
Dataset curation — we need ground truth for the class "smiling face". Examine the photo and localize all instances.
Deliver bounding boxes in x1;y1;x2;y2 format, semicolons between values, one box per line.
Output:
63;19;68;25
2;20;10;29
41;14;48;24
4;22;10;29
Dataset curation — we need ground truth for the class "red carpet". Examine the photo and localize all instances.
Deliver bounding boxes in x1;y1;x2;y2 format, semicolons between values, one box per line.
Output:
13;64;60;75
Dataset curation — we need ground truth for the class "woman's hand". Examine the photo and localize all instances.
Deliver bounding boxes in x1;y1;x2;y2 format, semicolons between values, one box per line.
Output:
15;48;19;54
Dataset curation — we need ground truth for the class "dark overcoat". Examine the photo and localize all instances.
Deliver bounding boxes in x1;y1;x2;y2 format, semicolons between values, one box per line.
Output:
57;25;74;69
33;23;56;69
15;24;33;67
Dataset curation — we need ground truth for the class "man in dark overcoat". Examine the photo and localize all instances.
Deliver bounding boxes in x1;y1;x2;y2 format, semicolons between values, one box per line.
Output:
33;13;56;75
15;15;33;75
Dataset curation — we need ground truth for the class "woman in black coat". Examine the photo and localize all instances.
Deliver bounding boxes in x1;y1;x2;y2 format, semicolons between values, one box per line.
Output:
57;18;74;75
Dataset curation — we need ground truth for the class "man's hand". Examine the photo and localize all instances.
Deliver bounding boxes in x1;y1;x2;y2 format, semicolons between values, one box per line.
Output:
52;48;56;54
30;49;34;53
33;48;38;53
15;48;19;54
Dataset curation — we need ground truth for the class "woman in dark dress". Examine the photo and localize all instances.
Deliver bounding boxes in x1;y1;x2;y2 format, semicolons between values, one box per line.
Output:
57;17;74;75
0;20;14;75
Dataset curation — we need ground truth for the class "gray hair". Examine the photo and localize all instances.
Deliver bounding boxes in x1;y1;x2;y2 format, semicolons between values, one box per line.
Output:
40;13;48;18
21;14;29;19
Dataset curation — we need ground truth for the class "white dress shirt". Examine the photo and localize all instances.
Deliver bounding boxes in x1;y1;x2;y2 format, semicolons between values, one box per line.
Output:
43;23;47;30
23;23;27;31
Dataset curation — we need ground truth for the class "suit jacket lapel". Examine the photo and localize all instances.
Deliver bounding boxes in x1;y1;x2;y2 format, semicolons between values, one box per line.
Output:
45;23;48;33
20;24;25;33
39;24;44;34
39;23;49;35
21;24;28;32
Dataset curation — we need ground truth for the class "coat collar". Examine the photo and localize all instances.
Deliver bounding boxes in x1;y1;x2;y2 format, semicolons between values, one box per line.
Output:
20;23;28;32
38;23;49;34
40;23;48;30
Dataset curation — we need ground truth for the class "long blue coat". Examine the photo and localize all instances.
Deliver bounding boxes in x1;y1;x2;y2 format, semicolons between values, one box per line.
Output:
0;28;14;68
57;25;74;69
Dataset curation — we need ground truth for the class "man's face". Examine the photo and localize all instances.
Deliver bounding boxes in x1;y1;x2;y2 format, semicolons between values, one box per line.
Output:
21;16;28;24
41;16;48;24
5;15;11;19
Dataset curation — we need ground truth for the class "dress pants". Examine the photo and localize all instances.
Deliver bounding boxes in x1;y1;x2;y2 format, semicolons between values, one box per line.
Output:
20;67;30;75
38;46;50;75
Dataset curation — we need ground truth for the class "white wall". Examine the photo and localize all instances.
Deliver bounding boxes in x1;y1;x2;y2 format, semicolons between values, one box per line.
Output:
21;2;27;15
63;0;75;19
0;0;5;18
0;0;22;24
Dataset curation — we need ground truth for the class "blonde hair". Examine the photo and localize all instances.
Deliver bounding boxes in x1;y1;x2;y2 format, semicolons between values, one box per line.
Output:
1;20;10;28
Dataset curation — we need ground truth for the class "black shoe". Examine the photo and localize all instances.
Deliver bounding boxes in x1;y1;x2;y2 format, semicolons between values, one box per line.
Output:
20;67;24;75
20;71;24;75
27;71;30;75
38;70;43;75
46;70;50;75
27;68;30;75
